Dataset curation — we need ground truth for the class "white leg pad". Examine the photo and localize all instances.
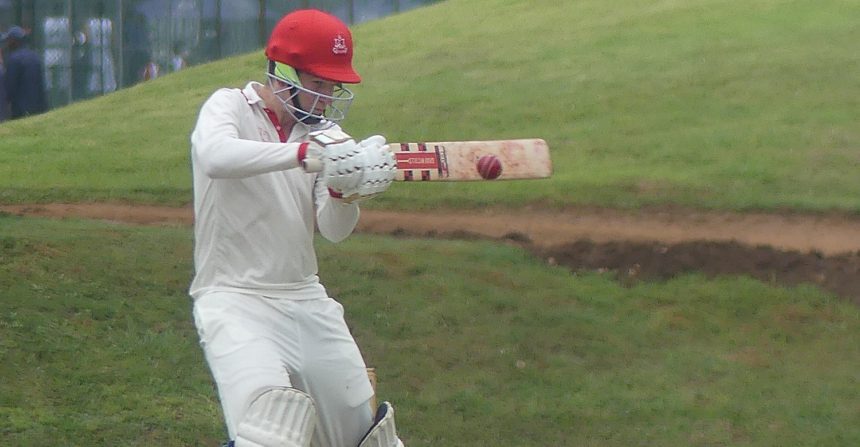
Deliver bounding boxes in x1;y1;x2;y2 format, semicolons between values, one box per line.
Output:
235;387;316;447
358;402;404;447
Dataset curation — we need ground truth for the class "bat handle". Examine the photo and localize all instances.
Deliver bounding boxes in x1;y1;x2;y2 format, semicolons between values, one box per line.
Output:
367;367;378;416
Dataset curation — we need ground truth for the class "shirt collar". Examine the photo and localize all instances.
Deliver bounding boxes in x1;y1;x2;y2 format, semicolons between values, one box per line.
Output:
241;81;265;106
242;81;339;138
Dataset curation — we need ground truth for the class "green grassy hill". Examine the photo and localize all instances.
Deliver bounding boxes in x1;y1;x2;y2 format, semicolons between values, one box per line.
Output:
0;0;857;211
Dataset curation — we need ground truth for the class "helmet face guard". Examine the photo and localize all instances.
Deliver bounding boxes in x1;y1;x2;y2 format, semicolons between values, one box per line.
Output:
267;60;354;125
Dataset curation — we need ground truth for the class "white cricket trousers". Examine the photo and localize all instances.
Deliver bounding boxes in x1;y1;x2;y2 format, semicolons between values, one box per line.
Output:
192;291;375;447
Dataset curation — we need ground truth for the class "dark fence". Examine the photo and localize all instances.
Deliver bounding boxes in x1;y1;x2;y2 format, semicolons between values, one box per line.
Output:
0;0;438;109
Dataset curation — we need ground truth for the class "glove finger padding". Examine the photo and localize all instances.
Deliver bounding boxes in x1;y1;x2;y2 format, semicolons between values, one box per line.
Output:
359;135;387;150
322;139;366;193
358;149;397;196
342;136;396;201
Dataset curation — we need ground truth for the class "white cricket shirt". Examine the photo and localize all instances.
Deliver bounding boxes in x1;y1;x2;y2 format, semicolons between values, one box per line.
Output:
189;82;359;300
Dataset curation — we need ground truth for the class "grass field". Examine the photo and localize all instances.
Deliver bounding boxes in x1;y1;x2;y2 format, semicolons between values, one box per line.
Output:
1;216;857;445
1;0;859;445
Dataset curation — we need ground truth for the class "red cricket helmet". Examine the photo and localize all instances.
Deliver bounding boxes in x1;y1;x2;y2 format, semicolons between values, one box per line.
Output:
265;9;361;84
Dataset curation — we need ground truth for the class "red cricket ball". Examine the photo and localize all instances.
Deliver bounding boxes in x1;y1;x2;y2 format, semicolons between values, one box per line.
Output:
476;154;503;180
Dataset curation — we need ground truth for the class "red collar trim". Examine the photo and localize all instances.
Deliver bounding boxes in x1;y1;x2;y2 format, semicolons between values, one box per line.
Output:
262;107;287;143
242;90;287;143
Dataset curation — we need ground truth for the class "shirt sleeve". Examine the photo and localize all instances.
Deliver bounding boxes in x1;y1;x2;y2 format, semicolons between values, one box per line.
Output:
314;174;359;243
191;88;303;179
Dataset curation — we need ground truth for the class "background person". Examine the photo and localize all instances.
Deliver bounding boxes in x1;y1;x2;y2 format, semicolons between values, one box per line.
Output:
140;55;161;81
123;10;152;86
42;2;73;107
170;42;188;72
0;49;7;122
85;2;117;95
1;26;48;119
189;9;404;447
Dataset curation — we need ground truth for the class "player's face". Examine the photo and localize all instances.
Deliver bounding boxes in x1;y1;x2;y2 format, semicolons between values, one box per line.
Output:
295;72;338;116
267;65;354;125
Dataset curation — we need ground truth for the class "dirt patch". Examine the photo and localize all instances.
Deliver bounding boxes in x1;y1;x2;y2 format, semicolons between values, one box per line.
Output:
537;240;860;305
2;203;859;304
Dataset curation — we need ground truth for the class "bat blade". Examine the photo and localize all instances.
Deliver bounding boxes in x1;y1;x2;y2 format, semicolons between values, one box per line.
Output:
389;138;551;181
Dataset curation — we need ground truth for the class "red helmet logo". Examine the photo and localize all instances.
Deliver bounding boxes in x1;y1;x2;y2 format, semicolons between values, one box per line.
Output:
332;34;348;55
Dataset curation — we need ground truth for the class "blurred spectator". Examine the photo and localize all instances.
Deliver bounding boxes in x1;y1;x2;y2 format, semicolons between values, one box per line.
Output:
124;11;151;86
1;26;48;119
86;2;117;95
0;50;7;122
140;58;161;81
43;2;73;107
71;25;89;100
170;42;188;72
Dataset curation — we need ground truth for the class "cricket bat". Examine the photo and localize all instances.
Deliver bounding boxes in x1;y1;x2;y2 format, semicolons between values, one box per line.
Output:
389;138;551;181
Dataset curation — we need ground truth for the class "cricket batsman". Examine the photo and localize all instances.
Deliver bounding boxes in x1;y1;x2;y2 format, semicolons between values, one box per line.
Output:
188;9;404;447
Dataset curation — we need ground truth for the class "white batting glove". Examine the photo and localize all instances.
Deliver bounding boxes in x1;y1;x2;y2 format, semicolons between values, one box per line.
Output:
301;127;353;173
302;128;365;194
342;135;397;202
302;130;396;202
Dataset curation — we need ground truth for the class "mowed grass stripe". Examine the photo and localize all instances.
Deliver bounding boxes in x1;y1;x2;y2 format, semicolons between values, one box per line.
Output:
1;215;858;445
